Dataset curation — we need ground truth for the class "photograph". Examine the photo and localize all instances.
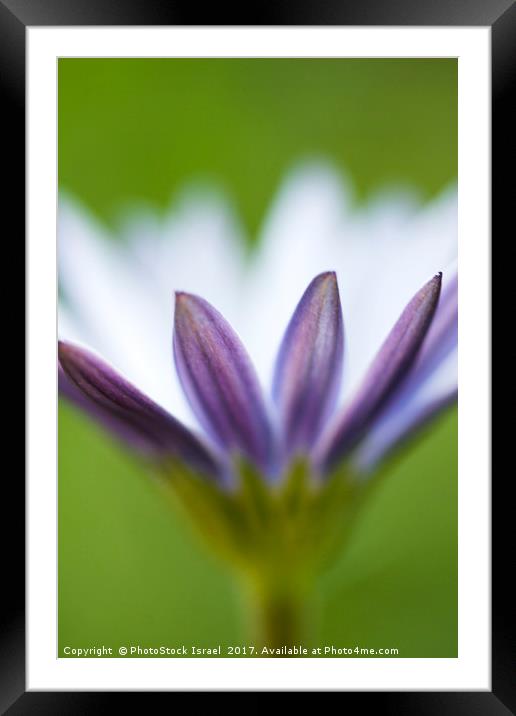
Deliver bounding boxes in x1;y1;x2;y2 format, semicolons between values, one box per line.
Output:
57;57;459;659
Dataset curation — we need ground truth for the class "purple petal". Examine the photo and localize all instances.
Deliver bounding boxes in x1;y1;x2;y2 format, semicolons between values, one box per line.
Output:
59;360;165;457
353;271;457;470
58;341;222;479
355;387;457;471
272;272;344;460
407;270;457;386
173;293;273;473
315;273;442;473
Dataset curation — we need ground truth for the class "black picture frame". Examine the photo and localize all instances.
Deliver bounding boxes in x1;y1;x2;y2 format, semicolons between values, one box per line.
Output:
5;0;514;709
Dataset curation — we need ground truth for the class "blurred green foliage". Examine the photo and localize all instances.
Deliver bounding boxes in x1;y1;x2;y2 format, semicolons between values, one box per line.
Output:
58;58;457;238
58;58;457;657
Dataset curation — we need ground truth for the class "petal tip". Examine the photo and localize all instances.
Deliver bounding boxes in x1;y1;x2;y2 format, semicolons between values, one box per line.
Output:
174;291;206;316
431;272;443;288
315;270;338;287
58;339;76;366
427;272;443;302
416;272;442;305
174;290;189;307
308;270;341;304
174;292;206;328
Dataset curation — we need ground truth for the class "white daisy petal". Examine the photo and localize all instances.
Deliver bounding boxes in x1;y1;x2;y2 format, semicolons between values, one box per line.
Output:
58;302;90;347
242;163;352;387
340;187;457;399
58;191;247;424
58;198;188;419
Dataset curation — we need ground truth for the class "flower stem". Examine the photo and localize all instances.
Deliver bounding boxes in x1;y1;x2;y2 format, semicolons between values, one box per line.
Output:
246;577;316;651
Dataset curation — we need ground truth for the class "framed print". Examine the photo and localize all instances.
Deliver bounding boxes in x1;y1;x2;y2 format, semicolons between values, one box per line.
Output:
5;0;513;708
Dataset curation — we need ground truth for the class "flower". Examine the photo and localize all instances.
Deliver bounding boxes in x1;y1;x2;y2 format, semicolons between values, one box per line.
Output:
59;164;457;484
59;265;445;480
58;164;457;646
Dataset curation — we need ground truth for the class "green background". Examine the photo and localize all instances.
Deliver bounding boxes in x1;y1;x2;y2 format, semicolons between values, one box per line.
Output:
58;58;457;657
